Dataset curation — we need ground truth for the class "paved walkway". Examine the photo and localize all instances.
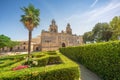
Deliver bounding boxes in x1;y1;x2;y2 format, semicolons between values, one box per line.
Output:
79;64;101;80
0;52;27;56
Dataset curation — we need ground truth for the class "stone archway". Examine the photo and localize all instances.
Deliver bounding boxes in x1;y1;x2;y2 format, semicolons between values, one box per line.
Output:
23;46;26;50
62;43;66;47
36;47;39;51
10;47;13;51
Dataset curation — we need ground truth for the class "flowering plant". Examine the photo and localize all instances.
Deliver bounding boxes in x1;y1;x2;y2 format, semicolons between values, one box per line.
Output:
12;65;28;71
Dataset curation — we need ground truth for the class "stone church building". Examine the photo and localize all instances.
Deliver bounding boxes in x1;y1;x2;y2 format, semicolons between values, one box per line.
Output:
1;20;83;52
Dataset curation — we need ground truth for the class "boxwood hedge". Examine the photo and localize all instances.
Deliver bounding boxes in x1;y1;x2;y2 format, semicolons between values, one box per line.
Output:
0;51;80;80
60;41;120;80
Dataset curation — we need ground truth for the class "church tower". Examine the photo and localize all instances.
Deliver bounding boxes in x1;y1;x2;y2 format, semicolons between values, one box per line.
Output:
49;19;58;33
66;23;72;34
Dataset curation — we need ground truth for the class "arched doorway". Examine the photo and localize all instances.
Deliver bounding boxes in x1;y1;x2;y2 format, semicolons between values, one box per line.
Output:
2;48;4;51
10;47;13;51
18;47;20;50
36;47;39;51
62;43;66;47
23;46;26;50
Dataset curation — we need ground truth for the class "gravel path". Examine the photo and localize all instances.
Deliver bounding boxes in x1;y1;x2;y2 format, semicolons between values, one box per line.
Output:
79;64;101;80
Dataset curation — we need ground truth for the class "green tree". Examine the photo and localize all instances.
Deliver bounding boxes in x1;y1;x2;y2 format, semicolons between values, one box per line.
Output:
83;31;94;43
110;16;120;40
0;35;11;48
0;35;19;48
20;4;40;62
92;23;112;42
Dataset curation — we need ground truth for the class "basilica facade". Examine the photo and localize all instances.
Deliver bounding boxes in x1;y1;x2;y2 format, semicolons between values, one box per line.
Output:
1;20;83;52
41;20;83;51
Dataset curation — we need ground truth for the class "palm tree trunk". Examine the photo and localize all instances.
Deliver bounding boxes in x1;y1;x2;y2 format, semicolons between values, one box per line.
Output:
28;30;32;63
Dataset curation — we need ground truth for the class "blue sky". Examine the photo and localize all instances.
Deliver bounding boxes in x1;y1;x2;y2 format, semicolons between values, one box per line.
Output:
0;0;120;40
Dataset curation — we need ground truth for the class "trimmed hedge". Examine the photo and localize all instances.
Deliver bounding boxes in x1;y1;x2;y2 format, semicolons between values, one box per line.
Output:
32;52;45;58
0;59;18;68
24;56;63;67
0;54;26;72
0;51;80;80
47;56;63;65
0;65;79;80
47;52;57;55
24;56;49;67
60;41;120;80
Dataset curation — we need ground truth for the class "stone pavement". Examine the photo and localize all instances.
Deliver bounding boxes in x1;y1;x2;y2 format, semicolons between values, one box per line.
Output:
79;64;101;80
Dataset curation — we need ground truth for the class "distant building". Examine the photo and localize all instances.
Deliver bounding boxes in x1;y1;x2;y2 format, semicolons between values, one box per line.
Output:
0;20;83;52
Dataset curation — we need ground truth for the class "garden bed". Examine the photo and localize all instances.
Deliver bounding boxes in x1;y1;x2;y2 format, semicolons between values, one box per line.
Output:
0;51;80;80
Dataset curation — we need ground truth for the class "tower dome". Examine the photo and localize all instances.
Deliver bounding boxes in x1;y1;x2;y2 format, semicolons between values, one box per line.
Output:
66;23;72;34
49;19;58;33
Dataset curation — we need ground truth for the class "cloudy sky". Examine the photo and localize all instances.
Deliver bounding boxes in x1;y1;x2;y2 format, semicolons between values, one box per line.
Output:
0;0;120;40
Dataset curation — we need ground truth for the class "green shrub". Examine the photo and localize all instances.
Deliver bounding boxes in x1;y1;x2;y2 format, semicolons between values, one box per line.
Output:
24;56;62;67
33;54;45;58
60;41;120;80
47;56;63;65
0;55;26;68
33;57;49;67
23;56;49;67
0;65;79;80
0;60;26;73
0;61;4;64
0;60;17;68
32;52;45;58
46;51;57;55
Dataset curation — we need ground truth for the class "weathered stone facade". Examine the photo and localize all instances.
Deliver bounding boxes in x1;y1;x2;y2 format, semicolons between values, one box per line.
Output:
0;41;29;52
41;20;83;51
0;20;83;52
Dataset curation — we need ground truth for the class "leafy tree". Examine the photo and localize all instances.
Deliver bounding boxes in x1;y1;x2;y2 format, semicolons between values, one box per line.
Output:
110;16;120;40
20;4;40;62
83;31;94;43
92;23;112;42
8;41;19;48
0;35;19;48
0;35;11;48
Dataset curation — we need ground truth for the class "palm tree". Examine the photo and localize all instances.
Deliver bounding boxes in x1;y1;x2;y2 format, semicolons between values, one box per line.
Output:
20;4;40;63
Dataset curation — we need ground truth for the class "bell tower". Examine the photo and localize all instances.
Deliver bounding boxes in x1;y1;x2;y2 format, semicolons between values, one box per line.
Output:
66;23;72;34
49;19;58;33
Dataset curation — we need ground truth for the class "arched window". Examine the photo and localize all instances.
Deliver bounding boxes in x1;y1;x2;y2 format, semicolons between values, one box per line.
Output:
36;47;39;51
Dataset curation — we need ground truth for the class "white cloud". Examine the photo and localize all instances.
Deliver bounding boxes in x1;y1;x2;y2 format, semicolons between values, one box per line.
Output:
91;0;98;8
88;2;120;21
65;0;120;35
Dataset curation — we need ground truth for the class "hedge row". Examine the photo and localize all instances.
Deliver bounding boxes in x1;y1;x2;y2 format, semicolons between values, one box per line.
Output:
0;51;80;80
0;54;29;73
24;55;63;67
60;41;120;80
0;66;79;80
